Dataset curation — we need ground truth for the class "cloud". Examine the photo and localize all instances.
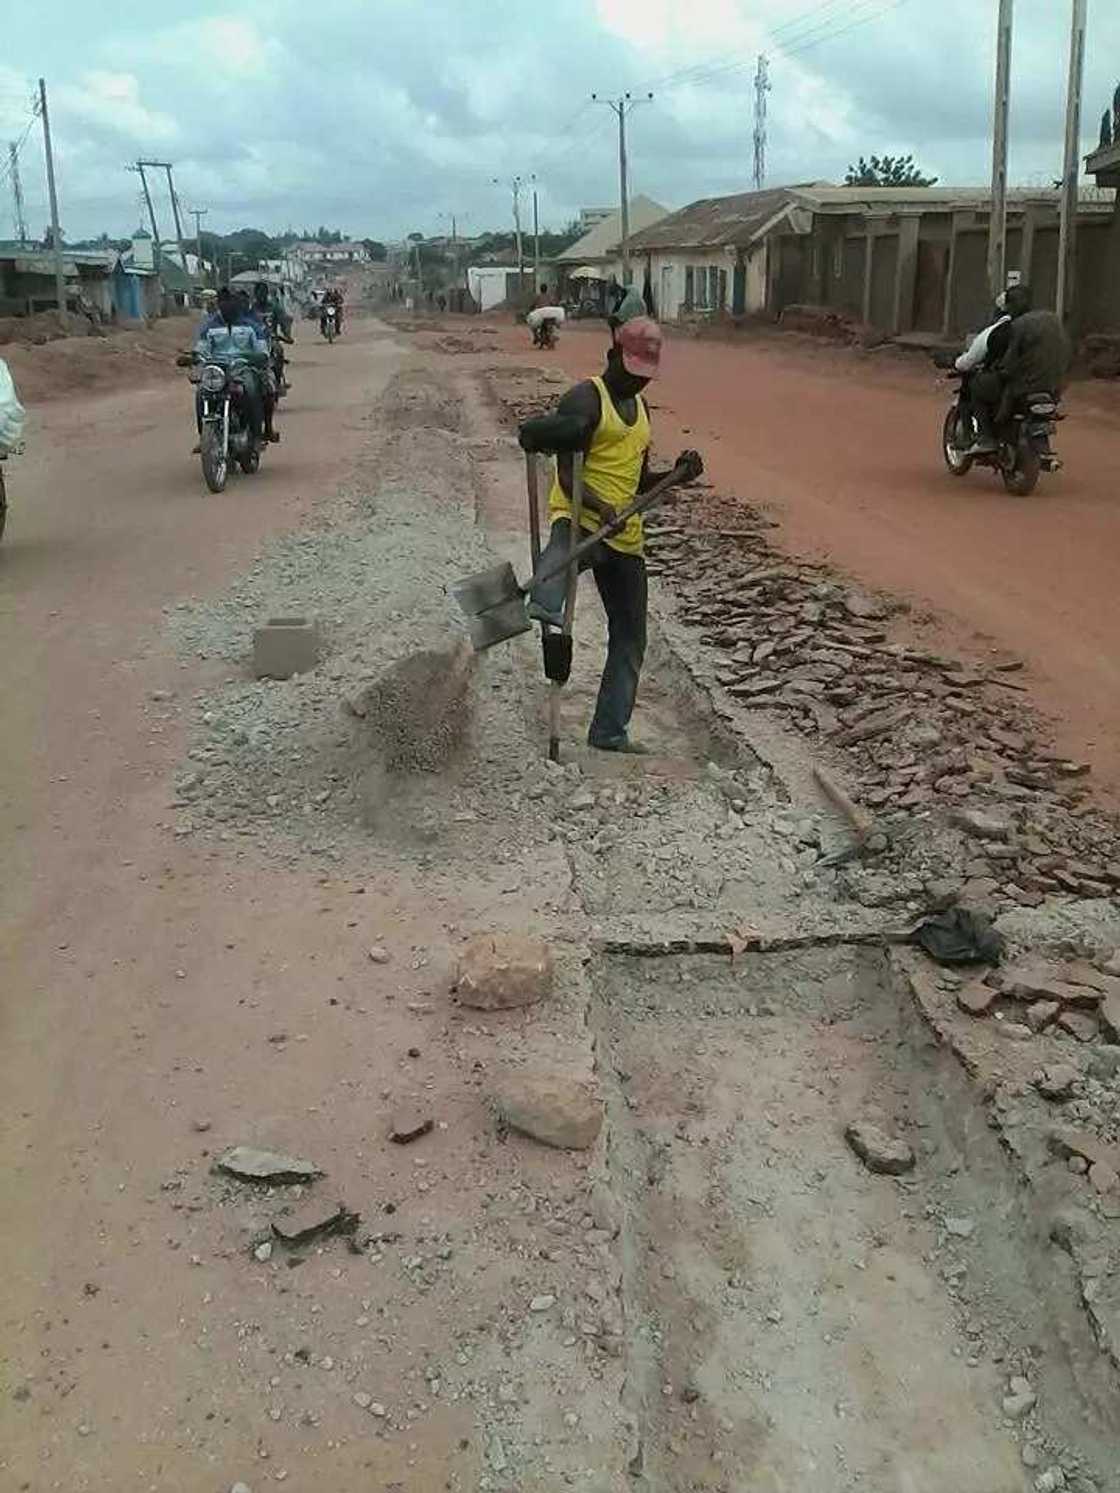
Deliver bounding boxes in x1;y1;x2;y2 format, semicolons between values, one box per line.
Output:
55;70;179;146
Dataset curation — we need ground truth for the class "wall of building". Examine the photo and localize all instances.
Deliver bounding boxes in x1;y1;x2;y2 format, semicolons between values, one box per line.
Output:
640;249;736;321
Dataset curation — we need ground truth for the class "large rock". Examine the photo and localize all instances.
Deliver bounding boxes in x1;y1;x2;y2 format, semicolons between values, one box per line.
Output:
844;1119;915;1176
494;1069;603;1150
1100;992;1120;1044
455;934;553;1011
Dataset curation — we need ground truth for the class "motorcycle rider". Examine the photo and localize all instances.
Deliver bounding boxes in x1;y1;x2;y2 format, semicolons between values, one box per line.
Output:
252;279;293;393
531;283;561;347
964;284;1066;455
320;286;344;336
954;289;1015;454
193;285;275;448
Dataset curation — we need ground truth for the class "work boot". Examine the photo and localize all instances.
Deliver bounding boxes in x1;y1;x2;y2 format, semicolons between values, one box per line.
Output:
588;734;650;755
266;428;281;444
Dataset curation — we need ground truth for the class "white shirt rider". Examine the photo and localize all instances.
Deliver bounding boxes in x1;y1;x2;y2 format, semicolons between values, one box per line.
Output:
955;292;1010;373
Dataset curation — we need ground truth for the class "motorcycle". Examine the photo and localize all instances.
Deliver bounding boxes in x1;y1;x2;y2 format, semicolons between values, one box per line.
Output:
179;354;264;494
264;314;292;398
935;356;1063;498
533;317;559;350
321;303;338;343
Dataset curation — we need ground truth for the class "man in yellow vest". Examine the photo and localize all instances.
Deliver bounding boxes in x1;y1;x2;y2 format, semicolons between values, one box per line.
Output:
529;316;702;753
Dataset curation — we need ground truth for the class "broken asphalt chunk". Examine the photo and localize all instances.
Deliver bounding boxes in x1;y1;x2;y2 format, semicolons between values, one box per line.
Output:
215;1146;323;1184
844;1119;915;1176
271;1201;359;1246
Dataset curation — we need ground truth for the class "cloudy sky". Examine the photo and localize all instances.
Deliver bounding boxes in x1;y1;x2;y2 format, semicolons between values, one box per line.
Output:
2;0;1117;243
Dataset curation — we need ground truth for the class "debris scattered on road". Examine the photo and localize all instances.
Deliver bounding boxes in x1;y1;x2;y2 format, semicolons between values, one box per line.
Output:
389;1108;434;1145
214;1146;323;1184
253;1241;273;1263
271;1201;359;1246
455;932;553;1011
844;1119;916;1175
1033;1064;1079;1100
912;906;1004;966
367;944;391;964
529;1294;556;1312
493;1068;603;1151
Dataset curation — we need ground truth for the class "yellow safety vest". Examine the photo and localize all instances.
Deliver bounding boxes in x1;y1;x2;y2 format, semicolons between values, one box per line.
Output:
548;376;650;556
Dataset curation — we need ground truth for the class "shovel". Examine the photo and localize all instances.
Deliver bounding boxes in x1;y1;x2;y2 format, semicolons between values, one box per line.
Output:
453;457;691;652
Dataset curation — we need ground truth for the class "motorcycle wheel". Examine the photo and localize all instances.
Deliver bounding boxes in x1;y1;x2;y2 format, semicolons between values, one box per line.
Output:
200;427;228;493
942;407;973;477
0;465;7;543
327;325;335;344
1002;445;1041;497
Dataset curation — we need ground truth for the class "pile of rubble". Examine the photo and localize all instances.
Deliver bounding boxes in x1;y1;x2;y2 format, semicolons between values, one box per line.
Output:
646;488;1120;913
958;954;1120;1048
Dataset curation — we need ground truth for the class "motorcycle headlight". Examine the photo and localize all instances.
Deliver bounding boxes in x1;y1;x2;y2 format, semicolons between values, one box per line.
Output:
200;364;227;393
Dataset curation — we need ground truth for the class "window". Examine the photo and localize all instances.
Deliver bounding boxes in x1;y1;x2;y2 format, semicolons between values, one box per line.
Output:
833;238;844;279
684;265;695;311
811;241;821;280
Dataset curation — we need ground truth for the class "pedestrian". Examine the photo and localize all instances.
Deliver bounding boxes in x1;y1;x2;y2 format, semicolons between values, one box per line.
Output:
529;317;702;753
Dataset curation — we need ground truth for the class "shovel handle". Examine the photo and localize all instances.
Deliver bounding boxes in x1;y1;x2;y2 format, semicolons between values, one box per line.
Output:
528;461;690;593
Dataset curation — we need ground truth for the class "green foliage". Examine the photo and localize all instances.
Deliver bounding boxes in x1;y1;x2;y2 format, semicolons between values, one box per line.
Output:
844;154;938;188
363;239;387;261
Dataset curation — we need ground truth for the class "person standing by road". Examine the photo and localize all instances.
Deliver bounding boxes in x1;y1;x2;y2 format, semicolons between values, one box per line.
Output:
529;317;702;753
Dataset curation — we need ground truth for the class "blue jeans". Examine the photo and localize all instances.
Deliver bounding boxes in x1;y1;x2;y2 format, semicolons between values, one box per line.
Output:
531;519;648;746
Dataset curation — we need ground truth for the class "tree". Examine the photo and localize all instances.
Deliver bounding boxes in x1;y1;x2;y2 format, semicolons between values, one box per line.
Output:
845;154;938;188
362;239;387;261
1101;109;1114;150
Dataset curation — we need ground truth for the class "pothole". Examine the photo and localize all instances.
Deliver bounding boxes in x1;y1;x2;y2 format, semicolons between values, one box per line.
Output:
590;945;1118;1493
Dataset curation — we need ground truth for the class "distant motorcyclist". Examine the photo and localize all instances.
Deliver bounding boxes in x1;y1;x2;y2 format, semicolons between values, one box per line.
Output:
253;279;293;394
958;284;1031;455
320;286;344;336
193;285;275;447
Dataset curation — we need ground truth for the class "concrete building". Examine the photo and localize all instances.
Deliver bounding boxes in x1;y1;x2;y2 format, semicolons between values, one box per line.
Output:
553;196;669;306
625;188;802;320
1085;87;1120;332
292;240;370;266
627;184;1118;339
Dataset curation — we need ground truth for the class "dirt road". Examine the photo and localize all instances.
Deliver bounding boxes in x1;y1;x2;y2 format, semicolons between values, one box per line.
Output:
2;313;1119;1492
504;324;1120;797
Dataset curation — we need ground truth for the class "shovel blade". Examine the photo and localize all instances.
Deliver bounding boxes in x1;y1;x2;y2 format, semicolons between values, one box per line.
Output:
464;595;532;652
453;560;521;618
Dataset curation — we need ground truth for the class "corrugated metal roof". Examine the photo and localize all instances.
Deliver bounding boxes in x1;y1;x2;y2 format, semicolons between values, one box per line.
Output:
626;188;804;251
627;182;1116;252
555;196;669;262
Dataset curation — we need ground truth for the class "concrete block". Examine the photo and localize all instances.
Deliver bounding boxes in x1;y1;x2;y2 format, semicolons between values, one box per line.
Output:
253;616;320;679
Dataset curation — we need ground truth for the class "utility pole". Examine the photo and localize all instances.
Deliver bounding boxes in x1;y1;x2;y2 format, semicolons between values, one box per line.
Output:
9;141;28;247
753;55;770;191
532;176;540;285
189;207;208;284
162;163;189;277
491;177;525;292
136;160;188;275
592;92;652;281
37;78;67;313
1056;0;1088;324
131;162;162;270
987;0;1014;297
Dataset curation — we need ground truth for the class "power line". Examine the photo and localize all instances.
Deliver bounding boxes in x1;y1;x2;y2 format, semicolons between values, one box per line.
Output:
644;0;915;98
640;0;855;92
